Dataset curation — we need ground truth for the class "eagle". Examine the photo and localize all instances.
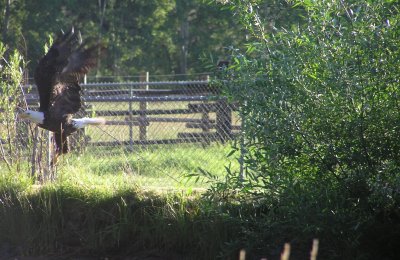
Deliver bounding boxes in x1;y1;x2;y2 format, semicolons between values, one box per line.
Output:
20;28;105;163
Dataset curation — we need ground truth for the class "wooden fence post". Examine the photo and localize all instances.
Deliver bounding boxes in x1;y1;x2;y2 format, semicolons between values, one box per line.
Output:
201;101;211;146
139;72;149;142
216;98;232;142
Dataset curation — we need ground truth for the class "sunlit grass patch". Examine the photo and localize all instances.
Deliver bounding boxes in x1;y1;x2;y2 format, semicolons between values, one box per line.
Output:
61;143;237;189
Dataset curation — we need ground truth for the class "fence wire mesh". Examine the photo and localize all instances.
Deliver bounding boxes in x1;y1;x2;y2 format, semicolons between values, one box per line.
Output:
1;78;242;185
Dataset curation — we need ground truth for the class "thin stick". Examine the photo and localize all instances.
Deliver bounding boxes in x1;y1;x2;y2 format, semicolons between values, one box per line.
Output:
281;243;290;260
310;239;319;260
0;139;11;171
31;126;39;178
239;249;246;260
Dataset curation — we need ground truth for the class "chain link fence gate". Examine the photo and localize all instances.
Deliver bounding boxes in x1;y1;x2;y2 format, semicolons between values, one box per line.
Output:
5;76;241;186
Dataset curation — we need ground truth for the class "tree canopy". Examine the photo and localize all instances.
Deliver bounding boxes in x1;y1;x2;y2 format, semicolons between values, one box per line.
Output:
0;0;304;80
0;0;232;78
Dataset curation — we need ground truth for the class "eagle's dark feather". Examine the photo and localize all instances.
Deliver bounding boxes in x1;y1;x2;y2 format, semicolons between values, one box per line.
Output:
34;28;101;114
55;131;69;155
32;27;104;159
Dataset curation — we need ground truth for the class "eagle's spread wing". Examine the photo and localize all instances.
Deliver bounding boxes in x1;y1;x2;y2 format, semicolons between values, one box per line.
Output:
34;27;104;115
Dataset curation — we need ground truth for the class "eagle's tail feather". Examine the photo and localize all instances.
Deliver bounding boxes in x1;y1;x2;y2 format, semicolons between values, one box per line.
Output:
72;117;106;128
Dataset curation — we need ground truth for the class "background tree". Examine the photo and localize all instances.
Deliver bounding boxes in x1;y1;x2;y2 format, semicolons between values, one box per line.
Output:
0;0;252;79
0;0;26;57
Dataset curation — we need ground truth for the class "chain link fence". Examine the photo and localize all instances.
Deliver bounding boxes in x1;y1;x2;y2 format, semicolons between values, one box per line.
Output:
1;76;242;185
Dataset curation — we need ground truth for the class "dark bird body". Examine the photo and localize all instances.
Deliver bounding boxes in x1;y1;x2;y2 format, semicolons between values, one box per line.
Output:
20;28;105;161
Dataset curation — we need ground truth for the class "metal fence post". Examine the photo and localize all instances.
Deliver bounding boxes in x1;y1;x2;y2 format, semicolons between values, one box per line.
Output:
239;114;245;183
30;126;39;178
238;101;247;183
139;72;149;142
76;74;87;152
129;82;134;150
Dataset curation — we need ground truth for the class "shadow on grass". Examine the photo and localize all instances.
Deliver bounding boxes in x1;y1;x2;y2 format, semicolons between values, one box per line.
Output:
0;181;239;259
1;172;399;259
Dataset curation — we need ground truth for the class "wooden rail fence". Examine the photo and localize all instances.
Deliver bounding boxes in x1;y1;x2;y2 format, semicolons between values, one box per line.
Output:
21;79;240;148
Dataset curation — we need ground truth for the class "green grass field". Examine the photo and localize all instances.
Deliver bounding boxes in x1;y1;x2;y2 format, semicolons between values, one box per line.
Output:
62;143;238;189
0;141;237;187
0;142;243;259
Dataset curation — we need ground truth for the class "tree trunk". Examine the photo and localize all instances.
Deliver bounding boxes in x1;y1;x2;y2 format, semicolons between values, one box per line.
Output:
2;0;11;45
97;0;107;77
179;15;189;75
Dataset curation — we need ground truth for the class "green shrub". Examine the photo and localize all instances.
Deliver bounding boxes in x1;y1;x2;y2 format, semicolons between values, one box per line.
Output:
208;0;400;258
